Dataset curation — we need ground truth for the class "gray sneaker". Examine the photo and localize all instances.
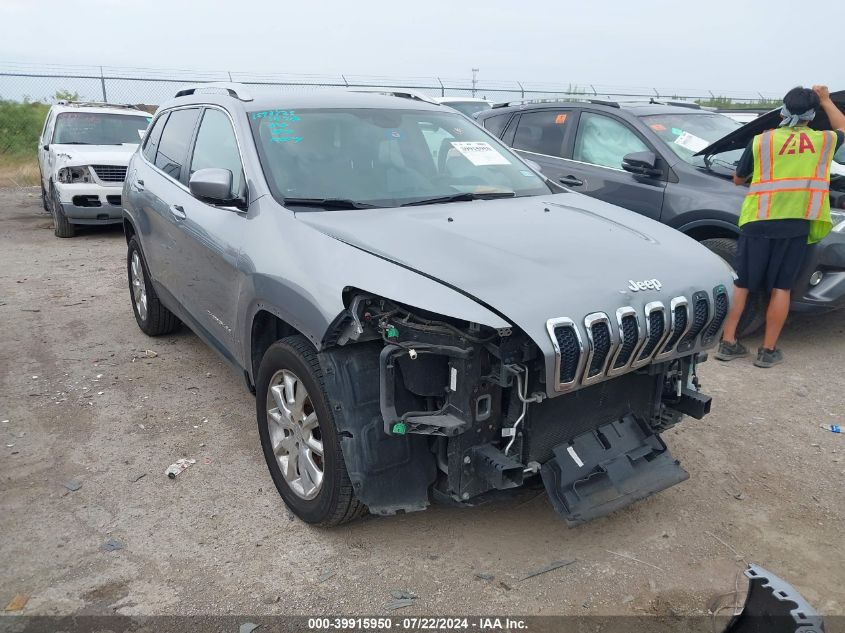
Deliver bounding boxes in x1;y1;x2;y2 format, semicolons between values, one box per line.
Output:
714;340;749;361
754;347;783;368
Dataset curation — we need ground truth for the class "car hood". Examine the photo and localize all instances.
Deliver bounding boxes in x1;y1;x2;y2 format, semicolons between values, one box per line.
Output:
51;143;138;166
296;192;734;355
696;90;845;157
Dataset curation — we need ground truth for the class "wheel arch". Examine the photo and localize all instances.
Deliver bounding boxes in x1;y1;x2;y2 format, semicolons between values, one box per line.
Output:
249;308;304;389
677;218;740;243
122;216;137;245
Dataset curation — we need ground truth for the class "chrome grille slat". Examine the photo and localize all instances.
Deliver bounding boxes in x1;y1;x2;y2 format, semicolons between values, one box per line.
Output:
655;297;691;360
678;292;710;352
608;307;645;376
701;286;729;347
92;165;128;182
546;317;585;392
582;312;615;385
632;302;670;368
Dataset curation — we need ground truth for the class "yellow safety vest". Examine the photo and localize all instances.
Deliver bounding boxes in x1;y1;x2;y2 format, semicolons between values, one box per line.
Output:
739;126;836;243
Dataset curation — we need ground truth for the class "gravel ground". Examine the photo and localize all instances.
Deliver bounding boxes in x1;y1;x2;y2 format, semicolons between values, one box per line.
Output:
1;186;843;618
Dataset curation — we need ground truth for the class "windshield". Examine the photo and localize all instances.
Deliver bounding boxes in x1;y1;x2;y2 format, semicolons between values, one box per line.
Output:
640;113;744;170
444;101;492;118
52;112;151;145
249;107;551;207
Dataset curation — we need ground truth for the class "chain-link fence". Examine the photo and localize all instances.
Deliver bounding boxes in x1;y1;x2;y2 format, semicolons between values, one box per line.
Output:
0;61;782;108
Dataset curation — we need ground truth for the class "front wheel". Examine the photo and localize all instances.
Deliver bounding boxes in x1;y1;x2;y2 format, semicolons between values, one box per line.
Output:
256;336;365;526
49;185;75;238
40;176;49;212
701;237;766;337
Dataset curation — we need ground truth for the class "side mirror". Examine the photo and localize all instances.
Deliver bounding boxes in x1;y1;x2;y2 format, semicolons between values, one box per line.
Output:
42;144;49;151
189;168;237;206
622;151;663;178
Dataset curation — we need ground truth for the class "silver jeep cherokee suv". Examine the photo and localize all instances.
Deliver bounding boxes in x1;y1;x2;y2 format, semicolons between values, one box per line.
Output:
122;84;733;526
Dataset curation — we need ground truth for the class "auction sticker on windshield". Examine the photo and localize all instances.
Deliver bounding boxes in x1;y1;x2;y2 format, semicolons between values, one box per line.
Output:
450;141;510;166
673;131;709;153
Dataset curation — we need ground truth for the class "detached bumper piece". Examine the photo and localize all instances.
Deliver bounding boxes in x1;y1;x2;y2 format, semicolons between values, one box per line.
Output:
725;564;824;632
541;415;688;526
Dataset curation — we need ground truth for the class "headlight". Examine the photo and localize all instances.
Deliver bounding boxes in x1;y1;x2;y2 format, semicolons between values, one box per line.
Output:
831;211;845;233
56;166;92;184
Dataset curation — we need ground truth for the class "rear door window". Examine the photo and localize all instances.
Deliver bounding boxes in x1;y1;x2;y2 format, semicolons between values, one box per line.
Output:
142;113;168;162
511;111;571;158
573;112;649;169
189;108;245;199
481;113;511;139
153;108;200;181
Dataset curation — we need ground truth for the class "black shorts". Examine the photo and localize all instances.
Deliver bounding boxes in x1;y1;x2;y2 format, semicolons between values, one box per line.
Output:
734;233;808;292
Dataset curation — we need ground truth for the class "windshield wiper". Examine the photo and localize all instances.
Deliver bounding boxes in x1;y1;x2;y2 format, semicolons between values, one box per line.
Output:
282;197;379;210
57;142;91;145
401;191;516;207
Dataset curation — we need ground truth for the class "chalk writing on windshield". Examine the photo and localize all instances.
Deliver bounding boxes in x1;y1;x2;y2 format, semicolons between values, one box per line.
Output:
250;110;300;122
252;110;304;143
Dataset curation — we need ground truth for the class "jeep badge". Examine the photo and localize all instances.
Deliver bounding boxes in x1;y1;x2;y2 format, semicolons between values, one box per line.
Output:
627;279;662;292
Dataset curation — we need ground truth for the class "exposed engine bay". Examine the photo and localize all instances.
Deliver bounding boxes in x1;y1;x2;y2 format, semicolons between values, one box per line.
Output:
320;293;720;525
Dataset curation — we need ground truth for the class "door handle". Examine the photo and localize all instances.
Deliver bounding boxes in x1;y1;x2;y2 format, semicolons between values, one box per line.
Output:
169;204;186;219
559;175;584;187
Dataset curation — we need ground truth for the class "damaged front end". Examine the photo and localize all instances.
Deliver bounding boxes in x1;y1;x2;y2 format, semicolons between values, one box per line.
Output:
320;291;723;525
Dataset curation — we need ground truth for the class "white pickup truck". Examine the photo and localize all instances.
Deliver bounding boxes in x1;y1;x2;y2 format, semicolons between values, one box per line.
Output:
38;102;151;237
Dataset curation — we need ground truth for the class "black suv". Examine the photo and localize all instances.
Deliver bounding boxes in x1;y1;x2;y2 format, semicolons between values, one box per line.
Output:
477;97;845;333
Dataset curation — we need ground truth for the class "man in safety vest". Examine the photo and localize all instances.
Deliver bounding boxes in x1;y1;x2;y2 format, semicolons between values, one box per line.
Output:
716;85;845;367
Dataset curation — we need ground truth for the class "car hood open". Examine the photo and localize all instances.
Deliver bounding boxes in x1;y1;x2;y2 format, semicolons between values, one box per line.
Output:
695;89;845;157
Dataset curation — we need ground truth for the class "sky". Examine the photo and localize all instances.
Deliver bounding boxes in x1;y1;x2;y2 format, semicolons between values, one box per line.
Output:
2;0;843;99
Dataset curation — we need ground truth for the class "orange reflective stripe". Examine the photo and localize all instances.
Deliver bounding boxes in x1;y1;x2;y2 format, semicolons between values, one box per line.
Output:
749;187;830;196
814;131;834;179
757;192;774;219
761;176;828;183
805;191;821;219
749;178;830;193
749;184;830;195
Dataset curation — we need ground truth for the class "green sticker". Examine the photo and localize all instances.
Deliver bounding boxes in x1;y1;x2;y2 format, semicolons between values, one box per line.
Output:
671;127;683;136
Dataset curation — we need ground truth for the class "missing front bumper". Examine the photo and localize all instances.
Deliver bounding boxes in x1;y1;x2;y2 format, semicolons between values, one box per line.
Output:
541;415;688;526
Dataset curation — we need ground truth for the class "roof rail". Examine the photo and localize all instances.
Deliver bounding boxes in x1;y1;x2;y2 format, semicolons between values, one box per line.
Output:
649;98;701;110
491;97;619;109
174;82;254;102
587;98;620;108
347;87;439;105
57;101;143;110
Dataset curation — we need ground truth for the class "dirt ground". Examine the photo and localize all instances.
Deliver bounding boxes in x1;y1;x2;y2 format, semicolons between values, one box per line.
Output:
1;186;843;619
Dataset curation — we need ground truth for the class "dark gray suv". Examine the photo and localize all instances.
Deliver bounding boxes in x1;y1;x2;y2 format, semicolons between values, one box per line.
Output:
122;84;732;526
476;97;845;332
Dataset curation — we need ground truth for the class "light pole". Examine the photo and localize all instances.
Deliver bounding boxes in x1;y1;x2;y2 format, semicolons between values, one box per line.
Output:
471;68;479;97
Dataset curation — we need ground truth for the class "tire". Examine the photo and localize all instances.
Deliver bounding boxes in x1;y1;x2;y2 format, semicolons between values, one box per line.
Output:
127;237;180;336
256;336;365;526
701;237;766;337
49;184;75;238
40;176;49;212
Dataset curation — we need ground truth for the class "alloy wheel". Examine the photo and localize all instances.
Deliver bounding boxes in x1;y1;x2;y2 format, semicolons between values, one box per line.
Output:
265;369;324;500
130;251;148;322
